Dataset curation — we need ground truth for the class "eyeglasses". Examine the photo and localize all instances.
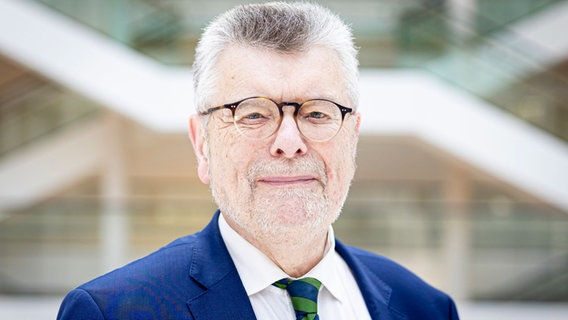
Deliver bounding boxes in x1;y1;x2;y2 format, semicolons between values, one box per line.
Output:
200;96;353;142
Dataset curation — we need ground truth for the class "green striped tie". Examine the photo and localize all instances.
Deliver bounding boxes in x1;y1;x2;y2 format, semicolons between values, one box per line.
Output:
274;277;322;320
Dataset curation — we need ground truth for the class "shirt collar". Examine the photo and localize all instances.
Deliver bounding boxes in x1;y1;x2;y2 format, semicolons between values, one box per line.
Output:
218;213;346;303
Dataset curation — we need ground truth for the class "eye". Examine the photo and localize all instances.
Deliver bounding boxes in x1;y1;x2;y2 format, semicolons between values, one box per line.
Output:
235;109;274;128
300;109;333;124
307;111;328;119
234;97;280;127
299;100;340;125
237;112;268;125
244;113;264;120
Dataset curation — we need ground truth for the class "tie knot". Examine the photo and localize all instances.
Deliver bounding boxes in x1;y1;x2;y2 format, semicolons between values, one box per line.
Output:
274;278;322;320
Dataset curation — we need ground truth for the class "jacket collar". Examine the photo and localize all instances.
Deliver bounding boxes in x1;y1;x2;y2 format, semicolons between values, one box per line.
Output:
185;211;404;320
335;239;407;320
186;210;256;320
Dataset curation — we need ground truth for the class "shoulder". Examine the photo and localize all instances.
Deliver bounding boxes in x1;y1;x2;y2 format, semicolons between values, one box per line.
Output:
337;242;459;319
57;288;105;320
86;233;200;288
341;244;424;285
58;233;203;320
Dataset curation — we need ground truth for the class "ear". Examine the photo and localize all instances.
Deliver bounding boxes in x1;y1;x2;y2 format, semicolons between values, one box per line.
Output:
188;115;210;184
352;112;361;139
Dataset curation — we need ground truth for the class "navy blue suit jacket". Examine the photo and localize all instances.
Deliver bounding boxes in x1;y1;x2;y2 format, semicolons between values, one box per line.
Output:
58;211;459;319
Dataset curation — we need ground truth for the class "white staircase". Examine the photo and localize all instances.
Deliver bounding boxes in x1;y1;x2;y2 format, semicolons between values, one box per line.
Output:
0;0;567;212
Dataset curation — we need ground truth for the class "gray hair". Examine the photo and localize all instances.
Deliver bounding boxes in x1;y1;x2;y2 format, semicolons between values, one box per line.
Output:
192;1;359;112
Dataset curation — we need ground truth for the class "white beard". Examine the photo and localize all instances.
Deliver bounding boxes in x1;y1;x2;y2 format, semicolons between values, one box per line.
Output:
210;155;341;241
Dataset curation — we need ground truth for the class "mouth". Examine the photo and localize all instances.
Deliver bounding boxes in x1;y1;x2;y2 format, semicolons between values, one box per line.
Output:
257;175;320;187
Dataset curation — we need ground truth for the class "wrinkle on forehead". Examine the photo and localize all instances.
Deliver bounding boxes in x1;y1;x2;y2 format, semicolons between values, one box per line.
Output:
211;45;350;107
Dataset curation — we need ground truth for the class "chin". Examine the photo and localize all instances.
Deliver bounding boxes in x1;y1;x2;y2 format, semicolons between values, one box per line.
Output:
256;203;329;234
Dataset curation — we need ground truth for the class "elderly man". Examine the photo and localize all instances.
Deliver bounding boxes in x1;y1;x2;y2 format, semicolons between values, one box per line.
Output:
58;2;459;319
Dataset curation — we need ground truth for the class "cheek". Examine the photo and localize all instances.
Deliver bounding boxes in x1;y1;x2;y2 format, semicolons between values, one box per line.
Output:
208;137;258;186
323;140;357;190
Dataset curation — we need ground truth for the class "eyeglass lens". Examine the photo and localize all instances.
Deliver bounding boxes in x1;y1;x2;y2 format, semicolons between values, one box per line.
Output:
233;97;344;142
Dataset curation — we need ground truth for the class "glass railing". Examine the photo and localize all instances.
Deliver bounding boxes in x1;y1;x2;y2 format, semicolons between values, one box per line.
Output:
0;78;101;158
401;0;568;141
31;0;563;66
1;195;566;301
33;0;188;65
26;0;568;142
475;0;561;35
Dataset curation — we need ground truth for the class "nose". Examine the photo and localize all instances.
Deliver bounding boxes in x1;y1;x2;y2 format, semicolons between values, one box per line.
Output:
269;112;308;158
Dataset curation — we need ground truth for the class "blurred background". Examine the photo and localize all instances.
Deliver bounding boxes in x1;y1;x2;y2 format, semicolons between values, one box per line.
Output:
0;0;567;319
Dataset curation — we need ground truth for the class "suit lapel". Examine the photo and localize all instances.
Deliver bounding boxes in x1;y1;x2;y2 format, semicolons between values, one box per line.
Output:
186;211;256;320
335;239;408;320
184;212;408;320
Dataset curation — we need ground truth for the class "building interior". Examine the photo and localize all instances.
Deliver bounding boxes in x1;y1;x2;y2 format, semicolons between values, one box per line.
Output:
0;0;567;318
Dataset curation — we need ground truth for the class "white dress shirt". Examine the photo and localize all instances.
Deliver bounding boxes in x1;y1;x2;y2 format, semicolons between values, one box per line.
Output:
218;213;372;320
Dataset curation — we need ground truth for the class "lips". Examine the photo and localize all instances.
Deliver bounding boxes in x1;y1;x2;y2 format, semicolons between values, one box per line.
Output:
247;156;328;188
257;175;319;186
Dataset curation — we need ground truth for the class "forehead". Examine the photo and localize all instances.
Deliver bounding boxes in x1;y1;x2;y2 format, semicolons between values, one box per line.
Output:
212;45;348;105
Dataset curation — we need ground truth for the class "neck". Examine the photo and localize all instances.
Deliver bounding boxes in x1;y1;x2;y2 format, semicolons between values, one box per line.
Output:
257;229;329;278
226;217;329;278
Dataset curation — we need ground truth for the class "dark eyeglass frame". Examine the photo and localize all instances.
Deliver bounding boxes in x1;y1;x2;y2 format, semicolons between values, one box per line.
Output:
200;96;353;120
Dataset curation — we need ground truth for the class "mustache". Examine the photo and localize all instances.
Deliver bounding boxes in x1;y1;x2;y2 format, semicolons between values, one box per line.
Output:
247;156;327;187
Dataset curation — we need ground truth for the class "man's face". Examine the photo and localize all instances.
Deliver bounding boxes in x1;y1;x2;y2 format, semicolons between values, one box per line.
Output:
189;45;360;243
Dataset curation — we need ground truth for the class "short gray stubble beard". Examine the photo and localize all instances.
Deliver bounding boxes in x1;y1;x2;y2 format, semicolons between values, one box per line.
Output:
211;155;338;240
